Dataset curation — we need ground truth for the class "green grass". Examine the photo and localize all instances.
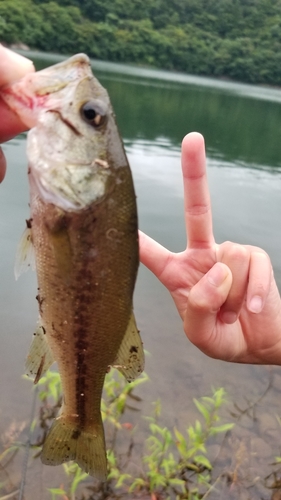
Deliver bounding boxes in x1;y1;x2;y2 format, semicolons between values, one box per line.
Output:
0;368;237;500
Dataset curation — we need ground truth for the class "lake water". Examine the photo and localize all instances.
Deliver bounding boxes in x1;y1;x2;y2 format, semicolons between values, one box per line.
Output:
1;52;281;499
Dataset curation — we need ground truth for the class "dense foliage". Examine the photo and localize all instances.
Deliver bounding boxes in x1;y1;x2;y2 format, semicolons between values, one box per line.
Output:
1;0;281;85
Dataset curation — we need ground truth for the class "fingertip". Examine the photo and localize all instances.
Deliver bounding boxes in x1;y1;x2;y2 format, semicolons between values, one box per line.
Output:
0;45;35;86
182;132;205;152
181;131;207;181
207;262;231;288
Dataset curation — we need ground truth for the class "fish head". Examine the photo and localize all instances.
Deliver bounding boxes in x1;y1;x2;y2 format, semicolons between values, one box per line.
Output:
2;54;128;210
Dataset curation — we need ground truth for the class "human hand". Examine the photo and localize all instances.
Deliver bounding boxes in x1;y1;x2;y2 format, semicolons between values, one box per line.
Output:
139;132;281;365
0;45;34;181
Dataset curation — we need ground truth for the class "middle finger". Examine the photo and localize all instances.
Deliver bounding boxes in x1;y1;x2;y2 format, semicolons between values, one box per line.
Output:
218;242;250;323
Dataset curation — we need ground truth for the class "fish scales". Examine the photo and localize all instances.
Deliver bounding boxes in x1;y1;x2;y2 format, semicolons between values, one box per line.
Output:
1;54;144;479
32;167;138;426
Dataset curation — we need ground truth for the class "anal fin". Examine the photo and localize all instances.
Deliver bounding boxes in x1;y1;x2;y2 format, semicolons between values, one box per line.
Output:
112;312;144;382
25;320;54;383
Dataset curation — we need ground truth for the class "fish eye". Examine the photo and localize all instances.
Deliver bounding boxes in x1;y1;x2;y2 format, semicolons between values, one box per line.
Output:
80;101;107;128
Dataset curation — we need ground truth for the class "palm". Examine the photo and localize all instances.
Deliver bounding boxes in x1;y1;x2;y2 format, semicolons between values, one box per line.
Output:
139;133;281;365
154;248;216;318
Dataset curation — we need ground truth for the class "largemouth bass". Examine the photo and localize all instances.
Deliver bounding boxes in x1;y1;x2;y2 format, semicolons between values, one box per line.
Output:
1;54;144;479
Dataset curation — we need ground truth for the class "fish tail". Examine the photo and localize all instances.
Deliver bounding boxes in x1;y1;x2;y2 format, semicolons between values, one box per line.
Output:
40;415;107;480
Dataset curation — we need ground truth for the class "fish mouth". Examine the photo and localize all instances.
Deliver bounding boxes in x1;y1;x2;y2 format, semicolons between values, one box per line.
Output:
48;109;82;136
1;54;93;129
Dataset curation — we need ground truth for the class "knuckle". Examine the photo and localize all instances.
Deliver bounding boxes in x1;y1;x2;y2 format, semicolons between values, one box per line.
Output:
186;203;210;217
220;241;250;267
228;244;249;261
219;241;249;261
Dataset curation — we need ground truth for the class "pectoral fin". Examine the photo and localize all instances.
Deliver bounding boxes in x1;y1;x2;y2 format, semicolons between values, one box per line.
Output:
112;312;144;382
14;222;35;280
25;320;54;383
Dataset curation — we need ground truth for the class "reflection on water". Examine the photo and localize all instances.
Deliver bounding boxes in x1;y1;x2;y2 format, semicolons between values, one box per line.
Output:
127;138;281;272
21;50;281;103
18;49;281;169
1;53;281;498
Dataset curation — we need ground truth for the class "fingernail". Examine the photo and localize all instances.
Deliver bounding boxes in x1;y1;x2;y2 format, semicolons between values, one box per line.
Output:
249;295;263;313
207;264;227;287
221;311;237;324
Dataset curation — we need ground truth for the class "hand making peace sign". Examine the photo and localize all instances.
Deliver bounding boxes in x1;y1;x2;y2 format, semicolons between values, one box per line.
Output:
139;132;281;365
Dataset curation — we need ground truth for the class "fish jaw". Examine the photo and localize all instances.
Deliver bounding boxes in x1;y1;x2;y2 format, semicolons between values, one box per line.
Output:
27;124;112;211
1;54;93;129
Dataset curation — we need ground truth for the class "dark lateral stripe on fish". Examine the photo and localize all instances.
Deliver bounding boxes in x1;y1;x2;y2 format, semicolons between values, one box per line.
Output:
74;327;89;429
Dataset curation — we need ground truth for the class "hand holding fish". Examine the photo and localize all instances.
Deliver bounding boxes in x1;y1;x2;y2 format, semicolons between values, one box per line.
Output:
0;45;34;181
139;132;281;365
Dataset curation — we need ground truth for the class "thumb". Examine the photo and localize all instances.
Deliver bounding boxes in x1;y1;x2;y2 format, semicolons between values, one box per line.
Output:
184;263;232;351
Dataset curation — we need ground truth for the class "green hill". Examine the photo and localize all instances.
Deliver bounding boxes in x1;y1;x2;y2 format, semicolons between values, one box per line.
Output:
1;0;281;85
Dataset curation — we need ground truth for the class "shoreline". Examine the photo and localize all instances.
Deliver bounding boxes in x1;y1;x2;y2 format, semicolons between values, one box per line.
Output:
8;43;281;93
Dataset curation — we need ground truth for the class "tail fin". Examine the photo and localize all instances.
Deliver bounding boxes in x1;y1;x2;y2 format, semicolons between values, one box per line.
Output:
40;416;107;480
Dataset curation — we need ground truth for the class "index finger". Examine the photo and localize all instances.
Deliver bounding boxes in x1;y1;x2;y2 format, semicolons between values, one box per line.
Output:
181;133;214;249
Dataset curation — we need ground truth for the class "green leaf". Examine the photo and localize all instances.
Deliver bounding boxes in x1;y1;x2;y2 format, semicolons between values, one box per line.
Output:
210;423;235;434
193;398;210;421
194;454;212;470
107;468;120;480
148;471;167;489
201;396;215;405
47;487;66;496
187;425;196;441
115;473;132;488
107;449;116;466
169;477;186;492
70;467;89;495
129;477;146;492
149;422;167;436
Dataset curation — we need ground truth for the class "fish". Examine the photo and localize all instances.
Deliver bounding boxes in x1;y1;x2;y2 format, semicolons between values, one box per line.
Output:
1;54;144;480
